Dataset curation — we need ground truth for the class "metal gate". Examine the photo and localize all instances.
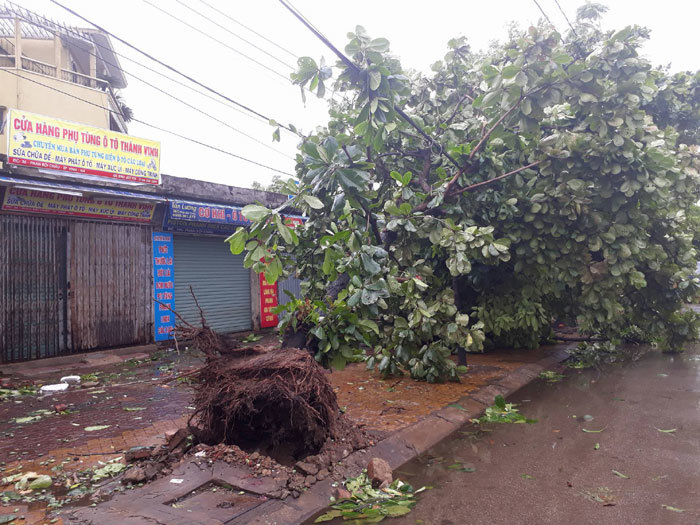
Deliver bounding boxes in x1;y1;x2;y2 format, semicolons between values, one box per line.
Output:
69;221;153;351
0;214;68;361
173;235;251;333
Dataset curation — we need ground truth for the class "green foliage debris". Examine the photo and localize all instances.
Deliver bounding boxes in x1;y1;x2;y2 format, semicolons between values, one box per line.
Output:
315;472;426;522
472;395;537;424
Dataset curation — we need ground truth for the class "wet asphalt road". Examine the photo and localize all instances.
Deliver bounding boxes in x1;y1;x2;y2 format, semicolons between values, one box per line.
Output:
393;346;700;525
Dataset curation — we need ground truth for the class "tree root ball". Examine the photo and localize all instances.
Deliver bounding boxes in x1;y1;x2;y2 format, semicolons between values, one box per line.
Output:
188;349;340;456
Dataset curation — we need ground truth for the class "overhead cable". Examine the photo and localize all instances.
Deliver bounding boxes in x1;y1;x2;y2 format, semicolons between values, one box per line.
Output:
48;0;298;134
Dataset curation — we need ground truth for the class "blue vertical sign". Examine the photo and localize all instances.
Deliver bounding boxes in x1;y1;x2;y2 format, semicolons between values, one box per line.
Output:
152;232;175;341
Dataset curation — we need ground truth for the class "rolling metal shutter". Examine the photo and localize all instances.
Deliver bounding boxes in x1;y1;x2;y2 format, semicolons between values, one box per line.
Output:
173;235;251;333
278;274;302;306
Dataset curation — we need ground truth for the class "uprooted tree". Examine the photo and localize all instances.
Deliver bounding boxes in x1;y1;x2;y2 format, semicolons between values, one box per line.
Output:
228;4;700;382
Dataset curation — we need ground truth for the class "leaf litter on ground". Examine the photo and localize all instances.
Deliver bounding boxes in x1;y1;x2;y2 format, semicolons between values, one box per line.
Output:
447;462;476;472
661;504;684;513
315;471;427;522
612;470;629;479
539;370;565;382
655;427;677;433
471;395;537;425
582;426;607;433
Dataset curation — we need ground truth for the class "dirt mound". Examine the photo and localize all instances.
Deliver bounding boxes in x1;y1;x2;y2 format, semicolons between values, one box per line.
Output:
189;348;340;456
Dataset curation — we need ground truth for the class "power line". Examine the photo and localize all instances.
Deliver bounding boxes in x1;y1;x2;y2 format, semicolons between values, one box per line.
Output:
0;68;295;176
531;0;555;28
196;0;299;61
8;10;293;161
553;0;579;36
48;0;298;134
5;2;270;127
173;0;295;70
276;0;463;171
142;0;335;102
141;0;292;83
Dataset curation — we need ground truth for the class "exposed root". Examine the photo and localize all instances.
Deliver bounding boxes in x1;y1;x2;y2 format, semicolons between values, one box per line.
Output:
189;349;340;456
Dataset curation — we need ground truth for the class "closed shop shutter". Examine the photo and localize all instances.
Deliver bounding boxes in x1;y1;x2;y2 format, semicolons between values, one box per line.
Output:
0;214;68;362
70;221;153;351
173;235;251;333
278;274;302;306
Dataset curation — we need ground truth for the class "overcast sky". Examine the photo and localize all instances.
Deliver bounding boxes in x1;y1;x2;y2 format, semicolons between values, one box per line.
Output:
21;0;700;189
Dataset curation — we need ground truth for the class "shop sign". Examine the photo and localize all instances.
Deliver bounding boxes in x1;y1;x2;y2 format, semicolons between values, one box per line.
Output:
162;200;250;235
1;187;155;223
257;217;302;328
152;232;175;341
7;109;161;184
260;275;279;328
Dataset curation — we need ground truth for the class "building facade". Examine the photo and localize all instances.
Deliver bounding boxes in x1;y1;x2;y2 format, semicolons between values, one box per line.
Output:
0;9;300;362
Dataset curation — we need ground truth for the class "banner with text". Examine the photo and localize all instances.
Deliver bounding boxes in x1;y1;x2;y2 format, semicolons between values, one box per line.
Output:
7;109;161;184
153;232;175;341
2;187;155;223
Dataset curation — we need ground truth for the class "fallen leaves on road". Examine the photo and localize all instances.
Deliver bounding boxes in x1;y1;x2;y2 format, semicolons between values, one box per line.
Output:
661;504;684;513
612;470;629;479
655;428;677;434
579;486;616;506
84;425;111;432
582;426;607;433
315;472;426;523
447;463;476;472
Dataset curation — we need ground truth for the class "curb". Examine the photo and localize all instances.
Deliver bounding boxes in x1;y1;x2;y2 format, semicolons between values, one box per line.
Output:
62;344;572;524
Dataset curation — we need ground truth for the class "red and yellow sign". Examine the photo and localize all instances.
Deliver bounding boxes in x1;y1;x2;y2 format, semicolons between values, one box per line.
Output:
2;187;155;223
7;109;161;184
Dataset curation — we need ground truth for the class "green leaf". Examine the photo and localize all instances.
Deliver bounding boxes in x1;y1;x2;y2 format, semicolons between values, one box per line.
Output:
552;52;572;64
582;426;607;433
242;204;271;222
357;319;380;335
384;505;412;516
367;37;390;52
494;395;506;409
502;65;520;79
315;510;343;522
225;228;248;255
369;70;382;91
272;127;281;142
330;353;347;370
661;505;685;513
566;179;586;191
303;195;324;209
275;215;294;244
361;253;381;274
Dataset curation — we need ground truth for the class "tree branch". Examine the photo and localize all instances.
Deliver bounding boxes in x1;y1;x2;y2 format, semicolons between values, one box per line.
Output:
468;95;523;161
447;161;542;196
417;149;432;193
444;92;474;127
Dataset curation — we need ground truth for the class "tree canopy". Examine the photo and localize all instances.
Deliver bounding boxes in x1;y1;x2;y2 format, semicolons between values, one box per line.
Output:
228;6;700;382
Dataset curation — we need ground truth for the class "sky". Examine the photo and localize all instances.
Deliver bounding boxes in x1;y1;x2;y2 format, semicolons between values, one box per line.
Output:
18;0;700;189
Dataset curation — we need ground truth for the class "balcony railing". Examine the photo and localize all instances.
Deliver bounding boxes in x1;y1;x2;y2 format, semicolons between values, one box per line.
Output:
0;53;108;91
0;54;15;67
20;56;56;77
61;68;108;90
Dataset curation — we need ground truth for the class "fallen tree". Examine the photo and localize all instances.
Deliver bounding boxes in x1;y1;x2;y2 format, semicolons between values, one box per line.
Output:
228;4;700;382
